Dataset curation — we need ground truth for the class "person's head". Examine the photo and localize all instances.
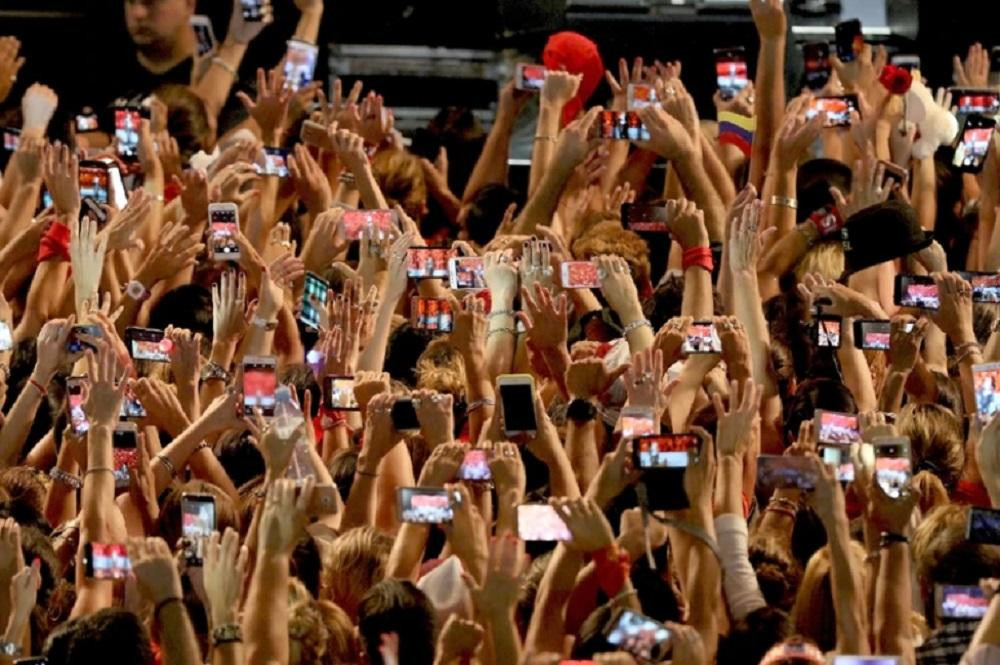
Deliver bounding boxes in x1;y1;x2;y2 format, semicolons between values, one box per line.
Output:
323;526;393;620
317;600;360;664
644;272;723;330
155;481;240;554
288;577;331;665
357;579;436;665
416;337;466;415
148;285;213;343
216;429;266;490
717;605;790;665
793;241;845;283
796;158;852;223
897;402;965;491
385;323;431;387
572;221;652;295
329;449;358;503
790;541;869;652
0;466;49;527
45;608;153;665
782;378;856;447
124;0;195;54
458;184;519;248
292;534;323;599
912;504;1000;609
748;538;803;611
153;83;216;157
371;149;428;221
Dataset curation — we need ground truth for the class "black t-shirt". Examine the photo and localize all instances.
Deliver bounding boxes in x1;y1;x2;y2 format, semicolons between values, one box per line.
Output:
108;54;194;104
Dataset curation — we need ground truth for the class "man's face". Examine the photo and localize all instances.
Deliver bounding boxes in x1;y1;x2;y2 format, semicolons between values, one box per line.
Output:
125;0;192;49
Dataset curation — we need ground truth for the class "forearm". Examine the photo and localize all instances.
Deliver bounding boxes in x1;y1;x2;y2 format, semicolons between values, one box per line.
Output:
875;542;914;661
245;177;279;250
341;453;382;530
14;260;70;342
674;154;726;242
244;553;289;665
0;367;50;466
762;167;797;236
512;160;573;236
685;509;721;659
700;132;737;208
749;38;786;190
485;297;517;381
525;544;584;654
462;111;515;201
481;609;521;665
565;418;600;494
681;263;714;320
0;183;41;246
912;156;937;233
385;522;431;580
527;105;561;197
157;602;202;665
462;354;493;443
293;6;322;42
879;369;908;414
828;515;868;655
350;159;389;211
194;39;249;120
44;445;80;527
730;270;775;393
357;295;398;373
837;344;877;413
152;416;213;493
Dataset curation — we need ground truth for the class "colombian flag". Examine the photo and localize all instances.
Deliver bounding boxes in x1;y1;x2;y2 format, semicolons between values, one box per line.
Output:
718;111;755;157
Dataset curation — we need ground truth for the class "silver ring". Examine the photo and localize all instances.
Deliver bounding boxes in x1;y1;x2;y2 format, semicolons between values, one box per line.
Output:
640;373;653;382
597;267;607;280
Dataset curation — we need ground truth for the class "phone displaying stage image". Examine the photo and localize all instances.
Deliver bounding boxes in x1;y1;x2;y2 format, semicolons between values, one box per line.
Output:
853;319;891;350
83;543;131;580
411;297;453;332
340;209;398;240
458;448;491;482
560;261;601;289
515;63;546;91
112;423;138;490
125;327;172;363
67;376;89;435
190;15;216;56
814;315;842;349
820;445;855;482
181;493;216;566
756;455;818;494
806;95;858;128
113;106;147;161
243;356;277;416
283;39;318;92
632;434;699;469
714;47;748;101
682;321;721;354
621;203;669;233
802;42;831;90
603;609;671;662
627;83;657;109
0;321;11;353
873;437;911;499
598;111;649;141
397;487;454;524
894;274;939;310
407;247;454;280
621;407;656;439
517;504;571;542
323;375;359;411
973;362;1000;422
78;161;111;205
816;410;860;445
448;256;485;290
299;272;329;330
935;584;989;620
258;147;290;177
967;506;1000;545
952;114;996;174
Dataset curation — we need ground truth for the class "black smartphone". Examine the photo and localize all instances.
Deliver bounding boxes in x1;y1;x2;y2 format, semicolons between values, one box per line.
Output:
714;46;749;101
806;95;859;128
953;114;996;173
112;423;138;490
873;437;911;499
242;355;277;417
756;455;818;494
935;584;989;620
396;486;455;524
113;105;149;161
299;271;329;330
124;326;171;363
67;376;90;435
323;375;359;410
956;271;1000;303
82;542;131;580
814;314;842;349
406;247;456;280
391;398;420;432
621;203;669;233
802;42;831;91
894;274;939;310
835;19;863;63
2;126;20;152
181;493;216;566
967;506;1000;545
820;445;855;482
815;409;861;445
853;319;891;350
682;321;721;354
410;296;454;333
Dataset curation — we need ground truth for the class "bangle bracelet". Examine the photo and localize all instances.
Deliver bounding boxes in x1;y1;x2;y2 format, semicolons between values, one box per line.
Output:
194;442;213;454
154;596;184;620
211;623;244;646
356;469;378;478
49;467;82;490
156;454;178;479
488;310;516;319
84;467;114;477
28;378;47;398
769;195;798;209
622;318;652;336
487;327;517;338
466;398;495;413
211;57;237;77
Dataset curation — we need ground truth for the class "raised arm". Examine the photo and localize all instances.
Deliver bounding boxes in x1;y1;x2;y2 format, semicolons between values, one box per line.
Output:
747;0;788;189
463;82;527;201
527;71;581;197
194;0;270;121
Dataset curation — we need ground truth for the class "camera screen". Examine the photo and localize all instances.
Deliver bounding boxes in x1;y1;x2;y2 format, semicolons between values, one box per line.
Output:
818;411;860;445
806;96;857;127
874;452;911;499
79;165;110;204
939;585;989;619
300;273;328;330
682;322;721;354
407;248;455;279
899;279;940;309
860;321;891;350
243;361;277;416
127;328;171;362
970;273;1000;303
398;488;453;524
283;40;318;92
519;64;546;91
561;261;601;289
324;376;358;410
956;92;1000;116
605;610;670;661
87;543;131;580
114;107;143;158
821;446;855;482
500;382;537;433
968;507;1000;545
953;122;995;171
757;455;818;493
458;448;492;481
816;318;841;348
341;209;397;240
715;51;748;99
598;111;650;141
517;504;571;541
634;435;697;469
973;363;1000;421
258;148;289;177
411;297;453;332
449;257;485;290
622;204;669;233
182;496;215;563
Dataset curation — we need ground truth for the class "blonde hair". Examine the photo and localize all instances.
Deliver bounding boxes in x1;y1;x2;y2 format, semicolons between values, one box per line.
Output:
371;149;427;221
912;504;1000;597
317;600;360;663
322;526;393;620
416;337;466;399
794;241;844;282
288;578;329;665
789;540;869;652
897;402;964;490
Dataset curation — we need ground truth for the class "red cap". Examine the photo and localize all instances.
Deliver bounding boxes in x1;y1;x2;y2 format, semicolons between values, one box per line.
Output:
542;31;604;126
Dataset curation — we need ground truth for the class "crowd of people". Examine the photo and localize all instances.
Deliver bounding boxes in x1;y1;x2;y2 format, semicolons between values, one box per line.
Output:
2;0;1000;663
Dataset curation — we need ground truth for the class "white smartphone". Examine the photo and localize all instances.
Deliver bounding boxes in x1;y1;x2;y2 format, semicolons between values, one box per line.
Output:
515;63;546;91
209;203;240;261
284;39;319;92
497;374;537;437
448;256;485;290
190;15;216;56
560;261;601;289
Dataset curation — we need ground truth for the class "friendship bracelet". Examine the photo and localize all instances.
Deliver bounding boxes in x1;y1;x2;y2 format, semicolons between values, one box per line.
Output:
769;195;798;210
356;469;378;478
156;454;178;479
621;319;652;336
84;467;114;477
28;378;47;398
154;596;184;620
211;624;244;646
681;246;714;273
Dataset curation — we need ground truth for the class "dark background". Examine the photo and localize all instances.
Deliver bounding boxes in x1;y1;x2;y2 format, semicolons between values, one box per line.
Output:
0;0;993;125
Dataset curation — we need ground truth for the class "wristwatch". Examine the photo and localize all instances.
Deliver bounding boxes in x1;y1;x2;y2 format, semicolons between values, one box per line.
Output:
251;314;278;331
211;623;244;646
126;279;151;302
566;398;599;422
0;640;23;657
200;361;232;384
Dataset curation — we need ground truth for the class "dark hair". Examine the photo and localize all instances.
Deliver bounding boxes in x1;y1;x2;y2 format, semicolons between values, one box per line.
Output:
154;83;214;159
148;285;213;341
461;184;519;248
749;539;803;611
782;378;856;447
385;323;430;387
357;580;436;665
796;159;852;223
155;481;240;553
44;608;153;665
329;449;358;503
278;364;321;419
717;605;790;665
643;273;723;331
216;429;266;489
291;534;323;599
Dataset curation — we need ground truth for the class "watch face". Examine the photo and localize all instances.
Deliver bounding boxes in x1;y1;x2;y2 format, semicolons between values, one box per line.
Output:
127;281;147;300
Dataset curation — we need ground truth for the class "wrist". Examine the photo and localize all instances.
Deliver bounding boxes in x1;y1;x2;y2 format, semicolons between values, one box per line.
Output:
30;366;55;386
210;607;238;628
356;454;380;475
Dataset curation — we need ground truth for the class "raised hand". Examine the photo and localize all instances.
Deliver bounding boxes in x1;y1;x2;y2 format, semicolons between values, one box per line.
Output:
683;427;716;516
772;110;824;172
654;316;691;368
604;57;644;111
717;316;751;381
203;528;249;627
43;142;81;215
358;393;400;474
635;104;696;161
622;347;664;413
237;67;291;143
358;92;392;146
69;215;108;310
132;377;188;435
953;42;990;89
663;197;708;250
21;82;58;134
436;614;485;663
749;0;787;40
553;497;614;553
866;470;917;535
595;255;641;320
450;294;487;360
713;379;762;457
129;536;184;604
301;208;348;273
101;189;151;251
541;69;582;109
213;270;248;348
137;222;204;284
352;370;390;415
887;316;927;373
462;532;525;620
166;326;203;388
565;357;629;400
258;477;312;556
487;441;526;499
552;106;602;170
83;338;129;427
929;272;974;344
418;442;465;488
258;252;305;318
227;0;273;45
829;152;891;218
413;389;455;448
288;143;333;214
0;36;25;104
519;283;568;352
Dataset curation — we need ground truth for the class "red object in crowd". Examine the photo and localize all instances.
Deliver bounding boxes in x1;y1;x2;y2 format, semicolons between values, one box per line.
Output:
879;64;913;96
38;220;71;263
542;31;605;127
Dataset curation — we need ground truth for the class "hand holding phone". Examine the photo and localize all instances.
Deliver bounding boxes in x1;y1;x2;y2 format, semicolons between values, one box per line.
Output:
953;114;996;173
498;374;537;437
181;493;216;566
209;203;240;261
243;356;278;416
397;487;455;524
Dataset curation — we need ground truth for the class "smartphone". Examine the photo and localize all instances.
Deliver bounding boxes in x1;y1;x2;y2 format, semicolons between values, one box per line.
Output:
390;398;420;432
13;657;50;665
954;271;1000;303
81;197;109;226
323;375;358;410
935;584;989;620
2;126;20;152
633;434;699;469
397;486;454;524
880;160;908;188
833;658;900;665
894;274;939;310
814;315;842;349
890;53;920;72
815;410;861;445
258;147;290;177
102;158;128;210
517;503;571;542
241;0;268;21
120;383;147;420
458;448;492;482
806;95;859;128
621;406;656;439
112;423;138;490
406;247;455;280
299;271;329;330
181;493;216;566
626;83;658;110
67;324;102;354
190;15;216;56
125;327;172;363
598;110;650;141
448;256;485;290
560;261;601;289
82;542;131;580
67;376;89;435
283;39;319;92
835;19;864;63
756;455;818;493
853;319;891;350
113;105;149;161
973;362;1000;422
515;63;546;92
0;321;11;352
411;296;453;333
820;445;855;482
802;42;832;91
242;355;278;417
300;119;334;151
76;110;100;133
340;209;399;241
682;321;721;354
967;506;1000;545
714;47;749;101
498;374;537;438
621;203;669;233
603;608;672;662
953;114;996;173
78;160;112;206
209;203;240;261
873;436;911;499
951;88;1000;118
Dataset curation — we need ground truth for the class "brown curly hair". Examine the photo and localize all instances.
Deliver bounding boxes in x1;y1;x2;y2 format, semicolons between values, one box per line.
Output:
371;149;427;221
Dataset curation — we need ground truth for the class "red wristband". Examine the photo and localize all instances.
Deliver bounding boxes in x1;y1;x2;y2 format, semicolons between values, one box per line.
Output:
320;407;347;431
37;220;71;263
28;378;47;397
592;544;630;598
681;246;714;273
808;205;845;238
